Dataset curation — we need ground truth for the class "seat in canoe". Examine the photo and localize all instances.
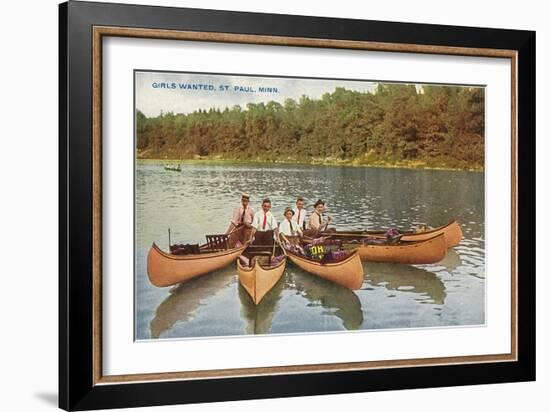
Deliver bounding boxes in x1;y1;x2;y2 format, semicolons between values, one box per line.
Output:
237;245;287;305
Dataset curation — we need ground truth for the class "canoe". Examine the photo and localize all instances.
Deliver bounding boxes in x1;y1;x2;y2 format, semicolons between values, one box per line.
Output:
399;220;462;248
164;164;181;171
237;252;287;305
147;241;247;287
238;277;285;335
322;220;463;248
343;233;447;264
285;249;363;290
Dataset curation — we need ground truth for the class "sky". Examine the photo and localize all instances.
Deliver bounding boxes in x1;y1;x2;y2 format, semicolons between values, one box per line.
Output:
135;71;380;117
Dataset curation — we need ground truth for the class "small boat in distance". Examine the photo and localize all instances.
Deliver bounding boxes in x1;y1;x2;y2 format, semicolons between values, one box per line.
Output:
237;245;287;305
321;220;463;249
285;248;363;290
147;229;247;287
164;164;181;172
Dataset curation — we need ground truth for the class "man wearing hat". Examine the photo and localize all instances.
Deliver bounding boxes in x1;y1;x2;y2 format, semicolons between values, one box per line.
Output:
307;199;332;234
279;207;303;245
226;193;255;240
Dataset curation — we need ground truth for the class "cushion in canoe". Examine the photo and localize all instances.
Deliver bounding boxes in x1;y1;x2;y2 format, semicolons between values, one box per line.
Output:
287;243;353;264
169;243;200;255
239;254;283;268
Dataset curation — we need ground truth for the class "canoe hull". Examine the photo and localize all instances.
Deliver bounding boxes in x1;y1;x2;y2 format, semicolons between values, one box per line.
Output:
400;220;463;248
237;258;287;305
287;250;363;290
355;233;447;264
147;243;246;287
324;220;463;249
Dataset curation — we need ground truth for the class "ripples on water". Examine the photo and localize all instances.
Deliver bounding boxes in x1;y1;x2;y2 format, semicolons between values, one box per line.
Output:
136;161;485;339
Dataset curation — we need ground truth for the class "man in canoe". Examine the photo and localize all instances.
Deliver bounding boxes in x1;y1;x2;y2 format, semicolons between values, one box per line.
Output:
279;207;303;245
250;198;278;245
226;193;255;243
292;196;307;230
306;199;332;236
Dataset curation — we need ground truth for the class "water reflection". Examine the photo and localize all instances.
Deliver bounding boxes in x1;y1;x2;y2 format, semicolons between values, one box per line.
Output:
437;248;461;272
365;262;446;304
289;270;363;330
150;267;235;338
238;277;285;334
137;162;485;338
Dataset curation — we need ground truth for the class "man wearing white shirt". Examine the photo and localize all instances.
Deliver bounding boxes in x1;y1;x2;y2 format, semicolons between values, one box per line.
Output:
251;198;278;245
279;207;303;245
292;196;307;230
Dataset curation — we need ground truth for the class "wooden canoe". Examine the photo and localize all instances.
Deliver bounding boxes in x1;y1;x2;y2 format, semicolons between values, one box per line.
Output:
285;249;363;290
346;232;447;264
237;255;287;305
399;220;462;247
322;220;463;248
147;242;247;287
238;278;285;335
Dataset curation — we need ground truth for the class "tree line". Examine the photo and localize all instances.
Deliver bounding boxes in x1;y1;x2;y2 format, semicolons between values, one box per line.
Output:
136;83;485;170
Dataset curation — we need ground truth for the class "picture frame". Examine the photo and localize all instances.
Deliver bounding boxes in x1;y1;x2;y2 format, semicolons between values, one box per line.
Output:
59;1;536;410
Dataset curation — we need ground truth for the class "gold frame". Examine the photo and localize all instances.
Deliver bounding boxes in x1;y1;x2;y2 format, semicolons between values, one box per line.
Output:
92;26;518;385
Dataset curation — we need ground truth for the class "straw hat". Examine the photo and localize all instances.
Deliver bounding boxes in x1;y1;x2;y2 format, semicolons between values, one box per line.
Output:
283;207;295;216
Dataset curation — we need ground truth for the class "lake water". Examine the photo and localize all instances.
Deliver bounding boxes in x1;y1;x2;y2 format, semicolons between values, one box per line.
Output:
135;161;485;340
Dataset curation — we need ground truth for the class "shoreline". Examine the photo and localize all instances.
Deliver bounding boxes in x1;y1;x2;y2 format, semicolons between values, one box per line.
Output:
137;156;484;172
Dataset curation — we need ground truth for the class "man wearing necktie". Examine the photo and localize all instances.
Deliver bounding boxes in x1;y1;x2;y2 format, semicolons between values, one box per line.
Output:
250;198;278;246
306;199;332;236
280;207;303;245
292;196;307;230
226;193;255;243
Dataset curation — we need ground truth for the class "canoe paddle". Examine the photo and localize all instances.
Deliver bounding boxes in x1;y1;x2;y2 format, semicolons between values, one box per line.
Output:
271;237;277;258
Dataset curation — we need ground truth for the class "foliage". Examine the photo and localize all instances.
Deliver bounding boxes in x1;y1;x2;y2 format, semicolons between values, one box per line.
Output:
136;84;485;170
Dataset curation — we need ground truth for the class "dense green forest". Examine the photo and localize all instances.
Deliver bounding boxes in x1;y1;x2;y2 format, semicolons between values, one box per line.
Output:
136;84;485;170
